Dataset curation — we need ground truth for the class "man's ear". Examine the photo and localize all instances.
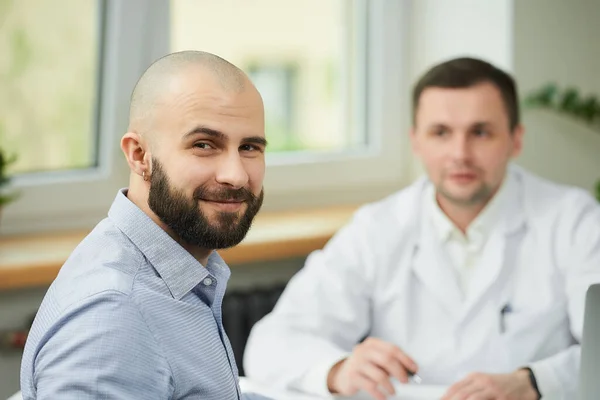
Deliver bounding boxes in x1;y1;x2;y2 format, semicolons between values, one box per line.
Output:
121;132;151;178
510;124;525;158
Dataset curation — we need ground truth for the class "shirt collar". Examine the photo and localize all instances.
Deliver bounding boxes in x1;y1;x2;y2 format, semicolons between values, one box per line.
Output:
428;173;512;243
428;187;456;242
107;188;230;300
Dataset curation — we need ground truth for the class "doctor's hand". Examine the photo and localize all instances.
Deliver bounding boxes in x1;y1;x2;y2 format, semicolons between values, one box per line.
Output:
326;337;418;400
441;370;538;400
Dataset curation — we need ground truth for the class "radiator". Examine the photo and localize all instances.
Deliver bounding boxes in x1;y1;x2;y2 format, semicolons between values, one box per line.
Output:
222;284;286;376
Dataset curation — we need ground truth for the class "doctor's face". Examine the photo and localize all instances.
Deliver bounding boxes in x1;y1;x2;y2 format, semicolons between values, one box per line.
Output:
410;82;523;207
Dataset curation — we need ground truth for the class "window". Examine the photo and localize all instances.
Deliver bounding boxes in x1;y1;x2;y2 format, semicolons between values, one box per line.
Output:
169;0;410;208
171;0;366;156
0;0;100;174
1;1;410;234
0;1;170;235
246;64;299;152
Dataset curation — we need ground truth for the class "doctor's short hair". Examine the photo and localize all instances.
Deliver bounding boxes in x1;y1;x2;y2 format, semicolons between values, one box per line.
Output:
412;57;520;131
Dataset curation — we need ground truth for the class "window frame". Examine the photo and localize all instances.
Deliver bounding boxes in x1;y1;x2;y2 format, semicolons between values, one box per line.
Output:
260;0;413;210
1;0;412;235
1;0;171;235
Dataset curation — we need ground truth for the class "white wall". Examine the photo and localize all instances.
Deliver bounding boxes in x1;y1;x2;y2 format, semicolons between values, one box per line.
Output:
513;0;600;192
406;0;515;180
408;0;513;78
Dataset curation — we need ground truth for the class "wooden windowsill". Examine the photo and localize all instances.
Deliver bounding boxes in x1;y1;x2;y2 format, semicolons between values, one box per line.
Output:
0;205;358;291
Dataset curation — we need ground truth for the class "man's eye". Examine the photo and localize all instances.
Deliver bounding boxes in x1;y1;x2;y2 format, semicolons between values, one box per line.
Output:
434;129;448;136
240;144;262;152
473;128;489;137
194;142;214;150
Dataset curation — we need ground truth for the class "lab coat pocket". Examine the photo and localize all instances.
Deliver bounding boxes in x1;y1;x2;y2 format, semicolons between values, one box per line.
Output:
500;305;568;368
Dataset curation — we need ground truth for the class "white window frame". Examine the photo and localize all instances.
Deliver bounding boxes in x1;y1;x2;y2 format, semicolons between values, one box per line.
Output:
1;0;412;235
261;0;413;210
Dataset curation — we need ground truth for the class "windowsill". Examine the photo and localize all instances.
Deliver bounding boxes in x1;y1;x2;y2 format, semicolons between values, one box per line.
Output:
0;205;358;291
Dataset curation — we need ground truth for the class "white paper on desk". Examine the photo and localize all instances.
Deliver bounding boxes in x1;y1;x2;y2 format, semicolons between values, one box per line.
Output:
239;377;447;400
239;377;317;400
334;384;447;400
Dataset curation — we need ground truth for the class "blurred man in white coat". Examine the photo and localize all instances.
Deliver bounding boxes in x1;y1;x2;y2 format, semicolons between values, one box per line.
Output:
244;57;600;400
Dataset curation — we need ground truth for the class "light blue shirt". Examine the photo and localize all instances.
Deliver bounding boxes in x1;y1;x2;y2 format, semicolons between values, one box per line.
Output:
21;189;270;400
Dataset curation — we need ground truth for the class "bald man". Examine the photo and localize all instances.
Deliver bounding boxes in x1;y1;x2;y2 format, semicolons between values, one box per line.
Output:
20;51;271;400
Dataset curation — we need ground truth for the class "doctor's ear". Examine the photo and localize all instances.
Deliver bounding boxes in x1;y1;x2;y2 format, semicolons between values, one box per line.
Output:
409;127;421;156
121;132;152;177
510;124;525;158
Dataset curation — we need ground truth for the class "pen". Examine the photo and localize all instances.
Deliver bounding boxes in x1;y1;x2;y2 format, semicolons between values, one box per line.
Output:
500;303;512;333
408;371;422;384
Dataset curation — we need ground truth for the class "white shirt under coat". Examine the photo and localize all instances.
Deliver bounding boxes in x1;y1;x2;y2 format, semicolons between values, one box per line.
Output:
427;174;509;298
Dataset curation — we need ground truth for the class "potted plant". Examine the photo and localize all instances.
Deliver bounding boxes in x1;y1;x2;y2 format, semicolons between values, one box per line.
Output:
524;84;600;202
523;83;600;129
0;147;19;212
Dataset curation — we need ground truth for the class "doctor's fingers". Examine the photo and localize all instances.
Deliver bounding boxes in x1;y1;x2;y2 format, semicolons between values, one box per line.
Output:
463;388;499;400
443;379;471;398
355;363;395;397
360;339;417;381
443;378;500;400
361;338;418;371
444;385;494;400
351;373;390;400
363;348;411;383
443;372;492;398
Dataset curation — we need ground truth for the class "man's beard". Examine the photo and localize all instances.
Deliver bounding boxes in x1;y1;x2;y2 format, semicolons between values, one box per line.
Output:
437;181;493;207
147;158;263;250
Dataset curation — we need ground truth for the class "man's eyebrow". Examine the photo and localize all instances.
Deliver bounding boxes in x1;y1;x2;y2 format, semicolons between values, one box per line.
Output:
243;136;268;147
471;121;493;127
427;123;450;130
183;125;268;147
427;121;492;129
182;126;226;141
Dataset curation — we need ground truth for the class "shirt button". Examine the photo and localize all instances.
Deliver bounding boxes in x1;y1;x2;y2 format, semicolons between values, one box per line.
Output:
203;278;213;286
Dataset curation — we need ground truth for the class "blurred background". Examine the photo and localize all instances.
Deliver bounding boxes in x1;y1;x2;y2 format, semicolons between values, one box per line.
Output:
1;0;599;397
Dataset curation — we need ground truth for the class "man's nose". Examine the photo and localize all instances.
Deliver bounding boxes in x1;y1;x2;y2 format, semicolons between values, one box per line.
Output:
214;152;249;189
450;133;472;161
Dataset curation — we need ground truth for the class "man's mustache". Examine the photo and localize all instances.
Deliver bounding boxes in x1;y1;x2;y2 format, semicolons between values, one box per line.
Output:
193;186;257;203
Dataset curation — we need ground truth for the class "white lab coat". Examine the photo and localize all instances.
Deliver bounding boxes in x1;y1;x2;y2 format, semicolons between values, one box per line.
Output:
244;165;600;400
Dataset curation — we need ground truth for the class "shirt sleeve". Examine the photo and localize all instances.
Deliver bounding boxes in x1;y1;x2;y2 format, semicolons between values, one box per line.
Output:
30;290;173;400
530;192;600;399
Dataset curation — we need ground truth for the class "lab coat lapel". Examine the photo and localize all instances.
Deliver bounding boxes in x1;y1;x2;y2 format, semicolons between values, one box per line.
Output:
461;185;528;320
461;230;506;315
411;212;463;316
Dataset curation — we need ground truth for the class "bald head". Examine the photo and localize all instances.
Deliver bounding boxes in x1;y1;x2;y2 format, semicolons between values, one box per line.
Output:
120;51;266;256
128;50;251;134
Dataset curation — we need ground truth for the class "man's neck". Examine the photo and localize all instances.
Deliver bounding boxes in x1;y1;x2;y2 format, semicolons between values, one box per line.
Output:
182;244;212;267
126;188;212;266
158;224;213;267
436;195;488;234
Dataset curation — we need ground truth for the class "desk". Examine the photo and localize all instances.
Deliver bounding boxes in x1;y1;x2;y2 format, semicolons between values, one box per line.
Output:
239;378;447;400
